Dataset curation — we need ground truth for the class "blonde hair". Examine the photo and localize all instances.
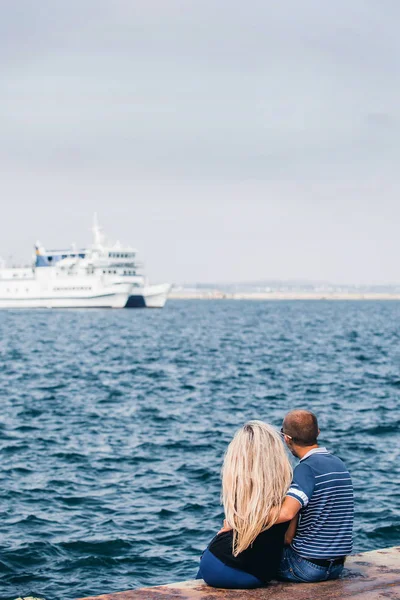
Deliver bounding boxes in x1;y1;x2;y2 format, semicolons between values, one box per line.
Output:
222;420;292;556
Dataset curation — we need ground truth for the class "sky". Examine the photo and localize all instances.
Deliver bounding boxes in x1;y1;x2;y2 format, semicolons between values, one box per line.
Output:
1;0;400;284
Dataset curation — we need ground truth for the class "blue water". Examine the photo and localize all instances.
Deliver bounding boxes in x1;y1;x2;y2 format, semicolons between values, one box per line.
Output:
0;301;399;600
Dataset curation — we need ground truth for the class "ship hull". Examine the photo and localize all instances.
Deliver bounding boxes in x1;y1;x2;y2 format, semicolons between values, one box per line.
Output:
0;292;130;309
125;283;171;309
0;273;132;309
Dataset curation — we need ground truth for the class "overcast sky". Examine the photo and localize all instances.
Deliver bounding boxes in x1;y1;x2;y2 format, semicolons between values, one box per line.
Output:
1;0;400;284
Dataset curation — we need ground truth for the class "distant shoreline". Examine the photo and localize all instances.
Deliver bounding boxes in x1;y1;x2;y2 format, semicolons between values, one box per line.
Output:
169;291;400;300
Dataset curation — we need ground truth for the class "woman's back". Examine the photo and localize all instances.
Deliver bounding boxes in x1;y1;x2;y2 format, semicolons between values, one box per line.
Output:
207;522;289;583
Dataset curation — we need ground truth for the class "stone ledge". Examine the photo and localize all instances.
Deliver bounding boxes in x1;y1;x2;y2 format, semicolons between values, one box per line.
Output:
78;546;400;600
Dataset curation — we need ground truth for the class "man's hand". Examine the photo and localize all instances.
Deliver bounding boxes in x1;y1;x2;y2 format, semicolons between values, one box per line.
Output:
276;496;301;524
217;519;233;534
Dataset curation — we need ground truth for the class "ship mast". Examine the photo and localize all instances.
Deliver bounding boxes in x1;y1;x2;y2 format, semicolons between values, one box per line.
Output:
92;213;104;249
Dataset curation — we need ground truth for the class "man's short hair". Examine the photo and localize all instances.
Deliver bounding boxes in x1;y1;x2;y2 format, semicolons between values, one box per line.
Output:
283;410;319;446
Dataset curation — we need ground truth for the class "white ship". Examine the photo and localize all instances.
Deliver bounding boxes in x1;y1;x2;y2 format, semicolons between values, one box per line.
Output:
0;218;171;309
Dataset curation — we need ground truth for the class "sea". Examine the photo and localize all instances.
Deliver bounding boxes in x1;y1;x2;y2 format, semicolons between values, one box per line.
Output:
0;300;399;600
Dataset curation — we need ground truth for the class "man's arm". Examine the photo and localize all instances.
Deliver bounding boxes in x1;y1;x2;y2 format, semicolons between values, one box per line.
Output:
275;496;302;524
284;514;299;545
277;461;315;524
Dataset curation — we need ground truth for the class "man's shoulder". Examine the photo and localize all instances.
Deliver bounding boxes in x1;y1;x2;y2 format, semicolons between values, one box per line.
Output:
292;460;316;484
301;450;351;477
294;460;314;474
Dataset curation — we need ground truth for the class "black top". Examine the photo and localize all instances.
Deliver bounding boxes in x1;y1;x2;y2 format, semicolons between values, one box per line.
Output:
208;522;288;583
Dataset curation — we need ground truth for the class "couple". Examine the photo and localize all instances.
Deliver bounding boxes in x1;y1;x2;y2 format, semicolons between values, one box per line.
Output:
197;410;354;588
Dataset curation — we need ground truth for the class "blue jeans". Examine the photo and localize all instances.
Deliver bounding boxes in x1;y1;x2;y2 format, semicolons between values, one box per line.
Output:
196;548;263;589
278;546;344;583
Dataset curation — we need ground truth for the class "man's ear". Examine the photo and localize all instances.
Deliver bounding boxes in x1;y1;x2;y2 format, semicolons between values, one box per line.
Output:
317;429;320;438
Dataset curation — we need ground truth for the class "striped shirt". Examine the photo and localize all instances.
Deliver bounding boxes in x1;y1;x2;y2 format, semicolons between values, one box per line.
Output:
287;447;354;559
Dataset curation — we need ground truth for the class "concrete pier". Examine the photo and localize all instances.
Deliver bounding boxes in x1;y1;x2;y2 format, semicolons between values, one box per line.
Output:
78;546;400;600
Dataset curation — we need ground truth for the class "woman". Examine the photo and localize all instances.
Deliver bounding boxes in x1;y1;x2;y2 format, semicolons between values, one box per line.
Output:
197;421;292;588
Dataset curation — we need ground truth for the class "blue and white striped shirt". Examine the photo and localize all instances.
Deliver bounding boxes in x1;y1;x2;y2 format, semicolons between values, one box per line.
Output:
287;447;354;559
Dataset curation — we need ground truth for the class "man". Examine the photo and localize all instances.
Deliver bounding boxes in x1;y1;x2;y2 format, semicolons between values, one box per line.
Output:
277;409;354;582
